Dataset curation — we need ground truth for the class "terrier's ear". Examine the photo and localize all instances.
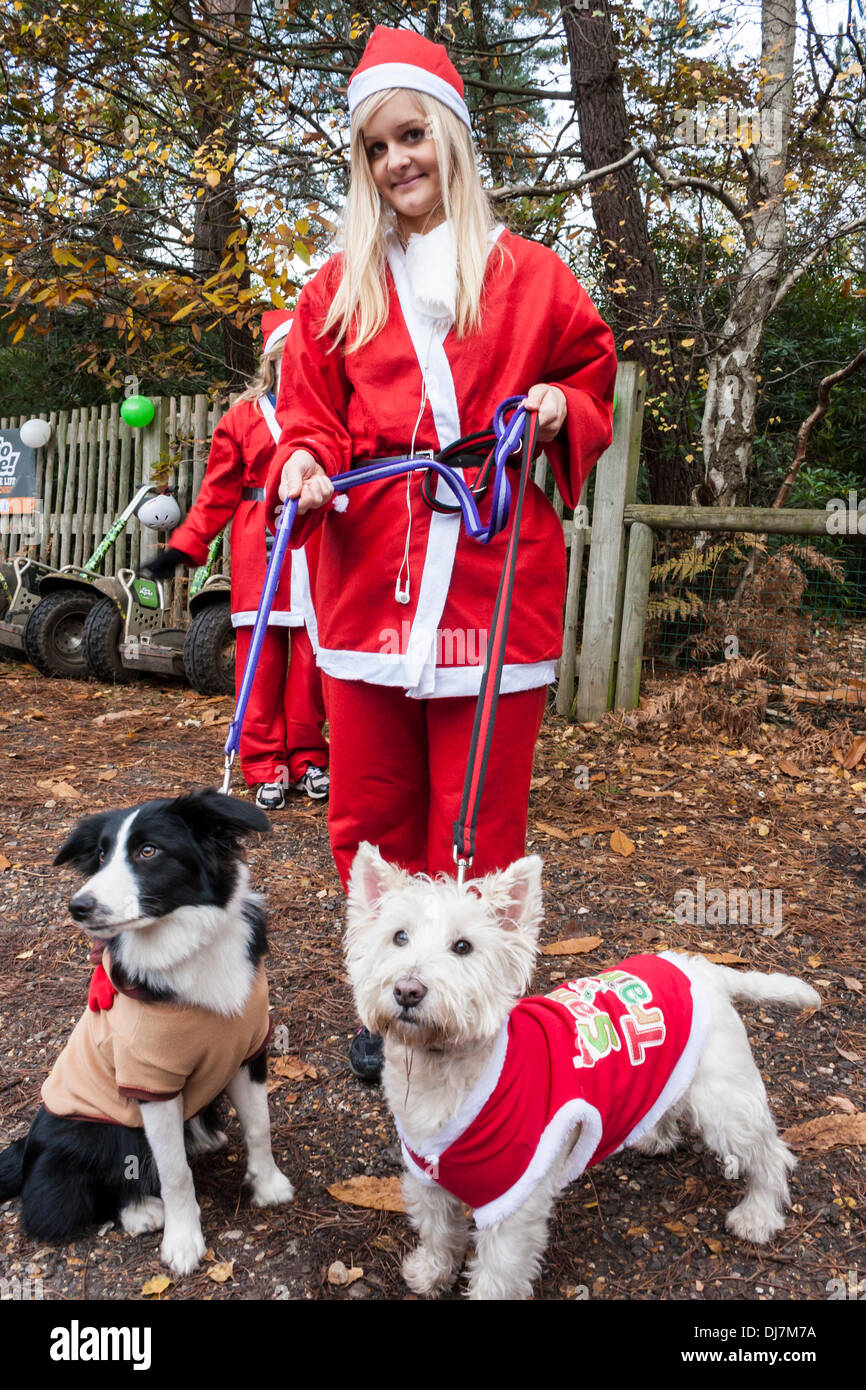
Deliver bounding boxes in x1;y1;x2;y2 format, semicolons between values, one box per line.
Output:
347;842;402;914
492;856;544;937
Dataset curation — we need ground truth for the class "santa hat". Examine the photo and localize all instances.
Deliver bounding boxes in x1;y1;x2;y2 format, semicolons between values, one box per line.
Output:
261;309;293;356
348;26;471;132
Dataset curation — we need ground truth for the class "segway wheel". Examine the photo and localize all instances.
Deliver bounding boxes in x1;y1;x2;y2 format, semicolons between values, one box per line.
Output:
24;589;99;679
183;602;235;695
83;597;135;684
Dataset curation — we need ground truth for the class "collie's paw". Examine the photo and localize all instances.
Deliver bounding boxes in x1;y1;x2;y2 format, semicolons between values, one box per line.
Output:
160;1222;207;1275
402;1246;457;1297
120;1197;165;1235
249;1167;294;1207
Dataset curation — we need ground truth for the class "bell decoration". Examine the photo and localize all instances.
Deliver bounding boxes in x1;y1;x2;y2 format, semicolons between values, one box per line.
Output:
19;417;52;449
120;396;156;428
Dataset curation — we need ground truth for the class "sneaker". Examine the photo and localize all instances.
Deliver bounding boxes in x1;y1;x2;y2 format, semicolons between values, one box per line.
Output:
349;1027;383;1083
291;764;330;800
255;781;287;810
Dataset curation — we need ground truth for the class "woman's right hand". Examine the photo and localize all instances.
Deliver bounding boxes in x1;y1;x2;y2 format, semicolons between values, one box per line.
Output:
279;449;334;514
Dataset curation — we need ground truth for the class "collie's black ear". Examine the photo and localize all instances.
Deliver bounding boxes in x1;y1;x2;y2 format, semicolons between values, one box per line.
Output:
54;812;111;871
170;788;271;843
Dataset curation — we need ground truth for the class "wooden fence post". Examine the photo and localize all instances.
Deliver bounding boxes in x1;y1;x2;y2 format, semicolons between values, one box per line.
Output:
555;476;589;716
614;520;654;710
576;362;646;721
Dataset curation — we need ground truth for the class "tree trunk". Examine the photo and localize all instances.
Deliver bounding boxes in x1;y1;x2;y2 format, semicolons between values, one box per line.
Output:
701;0;796;505
561;1;696;505
171;0;255;385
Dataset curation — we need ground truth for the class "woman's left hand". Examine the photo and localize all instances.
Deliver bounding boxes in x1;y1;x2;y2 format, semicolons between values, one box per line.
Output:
522;383;567;443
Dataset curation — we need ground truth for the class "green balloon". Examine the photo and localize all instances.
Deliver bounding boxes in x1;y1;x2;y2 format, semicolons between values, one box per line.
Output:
613;390;619;414
121;395;155;428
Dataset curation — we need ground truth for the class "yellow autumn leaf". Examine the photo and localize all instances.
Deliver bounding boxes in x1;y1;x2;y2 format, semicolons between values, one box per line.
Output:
205;169;220;187
142;1274;173;1296
207;1261;234;1283
170;301;199;322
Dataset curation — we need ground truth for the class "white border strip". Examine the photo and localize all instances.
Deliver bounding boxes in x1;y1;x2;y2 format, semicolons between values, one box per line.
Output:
348;63;471;129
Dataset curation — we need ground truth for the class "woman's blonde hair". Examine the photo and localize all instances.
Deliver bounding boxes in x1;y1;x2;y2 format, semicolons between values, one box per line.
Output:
234;344;283;404
322;89;501;351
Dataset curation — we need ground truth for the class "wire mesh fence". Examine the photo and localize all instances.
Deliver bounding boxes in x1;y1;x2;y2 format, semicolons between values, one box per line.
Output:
642;531;866;710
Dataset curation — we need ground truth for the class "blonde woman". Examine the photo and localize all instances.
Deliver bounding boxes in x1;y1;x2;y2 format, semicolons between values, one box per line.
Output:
265;27;617;1078
148;311;329;808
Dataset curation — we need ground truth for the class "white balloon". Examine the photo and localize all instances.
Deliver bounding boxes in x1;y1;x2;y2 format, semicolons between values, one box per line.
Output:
138;495;182;530
20;417;52;449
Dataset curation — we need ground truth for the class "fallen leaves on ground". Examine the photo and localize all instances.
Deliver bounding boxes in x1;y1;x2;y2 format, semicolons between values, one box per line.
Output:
783;1113;866;1152
326;1176;405;1213
610;829;635;857
141;1274;173;1297
541;936;602;956
327;1260;364;1287
271;1055;318;1081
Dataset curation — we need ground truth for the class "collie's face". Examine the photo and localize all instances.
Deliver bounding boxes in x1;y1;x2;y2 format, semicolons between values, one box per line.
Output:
55;790;270;937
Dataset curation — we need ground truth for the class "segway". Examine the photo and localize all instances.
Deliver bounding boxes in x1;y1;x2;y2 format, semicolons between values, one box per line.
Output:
182;535;234;696
81;492;206;685
1;483;158;677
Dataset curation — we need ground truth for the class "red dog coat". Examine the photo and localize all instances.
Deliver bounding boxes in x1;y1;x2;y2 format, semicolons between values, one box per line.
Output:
400;953;712;1228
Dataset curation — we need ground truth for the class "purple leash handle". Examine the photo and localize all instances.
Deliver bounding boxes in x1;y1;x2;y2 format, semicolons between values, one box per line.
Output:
222;497;298;791
221;398;529;793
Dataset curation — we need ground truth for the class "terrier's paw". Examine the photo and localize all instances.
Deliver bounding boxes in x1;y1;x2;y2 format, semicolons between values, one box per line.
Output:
466;1271;533;1301
249;1167;295;1207
160;1221;207;1275
120;1196;165;1235
402;1245;458;1297
725;1201;786;1245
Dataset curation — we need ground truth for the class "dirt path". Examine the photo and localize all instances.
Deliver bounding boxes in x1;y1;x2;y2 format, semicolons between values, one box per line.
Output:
0;661;862;1301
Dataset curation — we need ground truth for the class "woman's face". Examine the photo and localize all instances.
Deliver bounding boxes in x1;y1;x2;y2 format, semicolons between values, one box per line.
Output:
362;91;444;238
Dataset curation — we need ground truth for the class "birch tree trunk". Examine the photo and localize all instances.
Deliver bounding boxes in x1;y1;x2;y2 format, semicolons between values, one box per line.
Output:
701;0;796;505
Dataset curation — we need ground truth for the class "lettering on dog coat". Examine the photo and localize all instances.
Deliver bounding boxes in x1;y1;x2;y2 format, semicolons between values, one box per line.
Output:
400;953;713;1227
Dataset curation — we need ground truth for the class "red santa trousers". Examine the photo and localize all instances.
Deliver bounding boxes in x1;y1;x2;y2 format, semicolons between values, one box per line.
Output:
234;625;328;786
322;675;547;888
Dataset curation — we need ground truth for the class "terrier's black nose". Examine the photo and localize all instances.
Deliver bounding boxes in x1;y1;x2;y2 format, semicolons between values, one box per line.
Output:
394;977;427;1009
69;893;97;923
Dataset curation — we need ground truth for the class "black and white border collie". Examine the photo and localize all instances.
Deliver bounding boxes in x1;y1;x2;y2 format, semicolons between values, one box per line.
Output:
0;788;293;1275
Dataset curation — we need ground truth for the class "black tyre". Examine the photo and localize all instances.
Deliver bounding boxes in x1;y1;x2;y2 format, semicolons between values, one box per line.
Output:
24;589;99;678
83;596;135;684
183;601;235;695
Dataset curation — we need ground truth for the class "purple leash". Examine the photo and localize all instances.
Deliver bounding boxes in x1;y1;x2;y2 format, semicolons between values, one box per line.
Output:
221;397;529;794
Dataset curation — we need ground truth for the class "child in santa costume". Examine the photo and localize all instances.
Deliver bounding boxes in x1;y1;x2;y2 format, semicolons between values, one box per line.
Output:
265;27;617;1076
146;312;329;810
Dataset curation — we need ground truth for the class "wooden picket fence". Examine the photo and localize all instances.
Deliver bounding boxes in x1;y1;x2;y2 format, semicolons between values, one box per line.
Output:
0;364;649;711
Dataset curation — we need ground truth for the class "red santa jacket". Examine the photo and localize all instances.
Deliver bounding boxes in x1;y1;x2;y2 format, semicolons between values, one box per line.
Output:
399;953;713;1228
265;227;617;697
171;394;319;631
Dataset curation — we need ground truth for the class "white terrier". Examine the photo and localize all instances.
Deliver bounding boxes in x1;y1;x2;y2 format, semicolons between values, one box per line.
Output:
345;844;821;1301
